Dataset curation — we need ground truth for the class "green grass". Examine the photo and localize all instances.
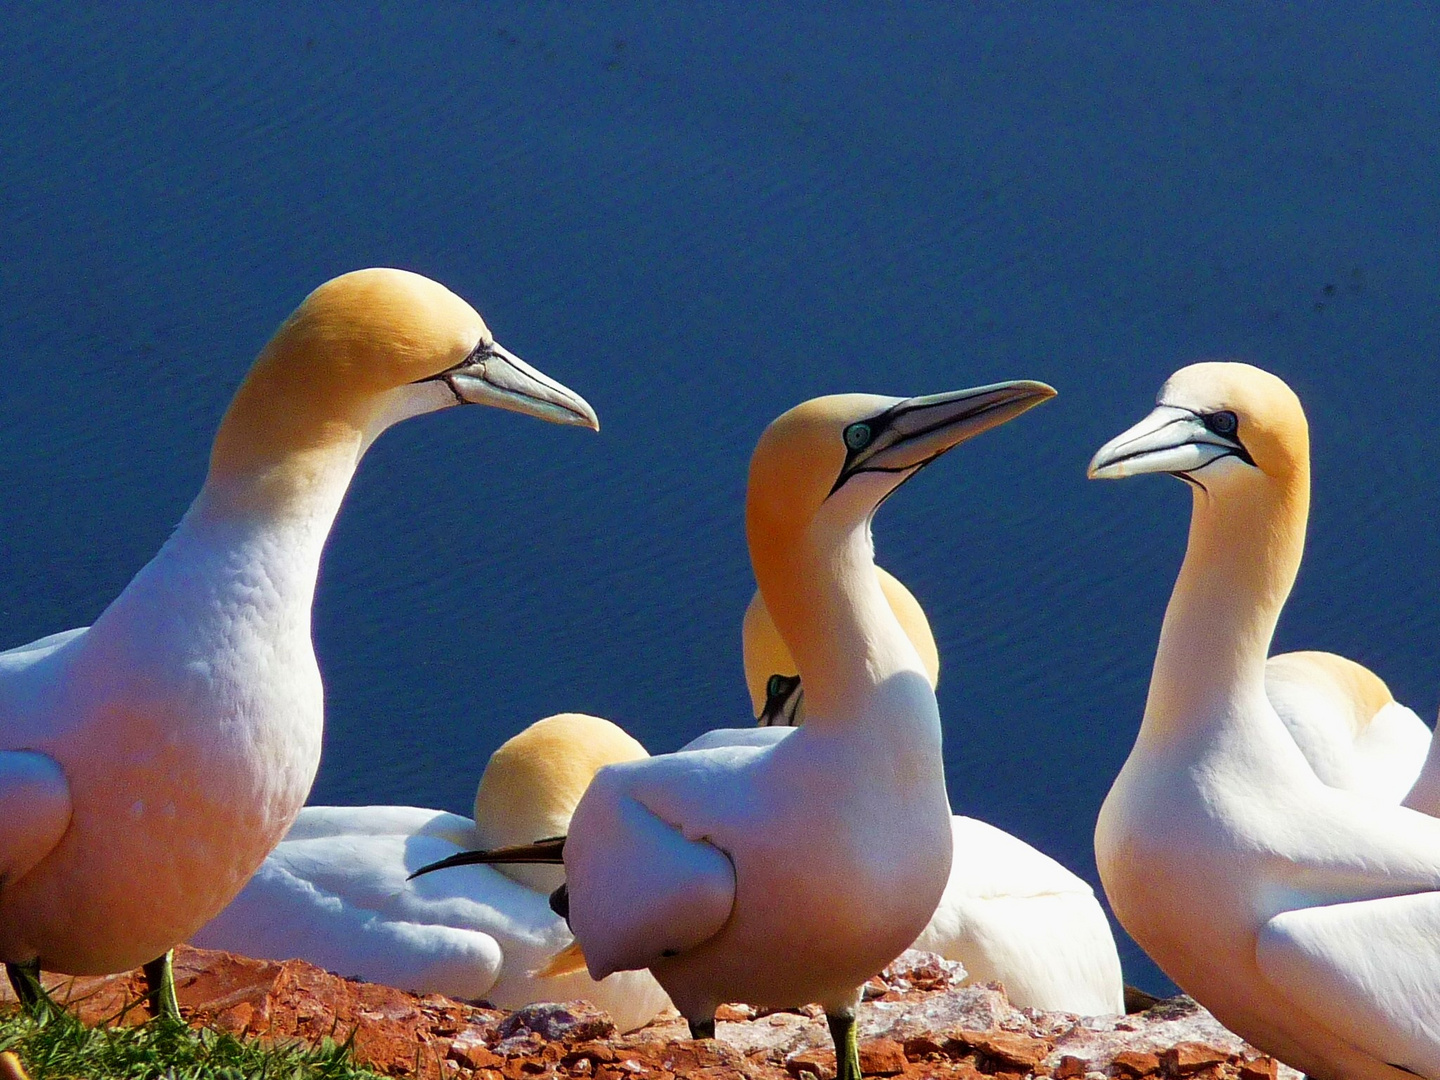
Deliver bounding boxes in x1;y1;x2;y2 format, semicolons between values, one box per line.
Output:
0;1004;391;1080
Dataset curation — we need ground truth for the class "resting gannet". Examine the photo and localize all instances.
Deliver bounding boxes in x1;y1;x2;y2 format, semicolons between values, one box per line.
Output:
194;714;670;1031
742;581;1124;1015
415;381;1056;1080
1090;361;1440;1078
0;269;598;1020
1264;651;1429;803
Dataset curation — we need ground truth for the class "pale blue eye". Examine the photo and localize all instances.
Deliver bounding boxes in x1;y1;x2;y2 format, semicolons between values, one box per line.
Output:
1205;411;1238;437
845;423;872;450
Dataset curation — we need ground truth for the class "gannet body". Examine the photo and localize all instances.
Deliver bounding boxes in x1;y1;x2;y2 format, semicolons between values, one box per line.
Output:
415;382;1055;1080
741;578;1123;1016
1265;651;1429;802
1091;361;1440;1078
0;269;598;1012
196;715;671;1031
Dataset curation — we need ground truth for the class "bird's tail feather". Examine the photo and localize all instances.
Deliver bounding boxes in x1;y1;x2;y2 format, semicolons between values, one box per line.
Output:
409;836;566;880
535;941;588;978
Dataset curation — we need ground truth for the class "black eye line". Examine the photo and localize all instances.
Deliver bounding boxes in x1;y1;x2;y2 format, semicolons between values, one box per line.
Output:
827;405;901;496
411;338;494;387
1157;406;1255;477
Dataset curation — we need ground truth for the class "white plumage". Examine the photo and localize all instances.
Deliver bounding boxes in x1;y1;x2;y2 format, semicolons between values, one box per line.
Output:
195;714;671;1032
740;576;1123;1016
1091;361;1440;1079
0;269;597;994
552;384;1055;1080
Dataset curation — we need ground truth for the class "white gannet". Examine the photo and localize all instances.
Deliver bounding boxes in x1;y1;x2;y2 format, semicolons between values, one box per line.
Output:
194;714;671;1032
414;381;1056;1080
741;578;1125;1016
0;269;598;1020
1089;360;1440;1078
1264;651;1429;803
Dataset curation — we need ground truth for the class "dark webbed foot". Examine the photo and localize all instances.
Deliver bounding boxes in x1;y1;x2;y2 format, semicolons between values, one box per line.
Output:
5;961;44;1016
141;951;181;1023
688;1016;716;1040
827;1009;861;1080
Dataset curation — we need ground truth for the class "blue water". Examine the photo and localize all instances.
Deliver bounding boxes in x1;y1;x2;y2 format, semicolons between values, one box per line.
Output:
3;4;1438;994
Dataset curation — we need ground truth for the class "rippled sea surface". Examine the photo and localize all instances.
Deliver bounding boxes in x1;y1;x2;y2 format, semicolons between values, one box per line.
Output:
3;5;1438;992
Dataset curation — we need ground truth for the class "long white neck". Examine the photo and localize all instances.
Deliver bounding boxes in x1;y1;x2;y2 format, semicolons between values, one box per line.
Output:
1140;467;1308;750
756;512;930;728
83;424;366;730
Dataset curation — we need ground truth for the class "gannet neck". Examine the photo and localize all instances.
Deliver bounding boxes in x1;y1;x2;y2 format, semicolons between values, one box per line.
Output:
1143;437;1310;747
742;567;939;717
751;508;924;724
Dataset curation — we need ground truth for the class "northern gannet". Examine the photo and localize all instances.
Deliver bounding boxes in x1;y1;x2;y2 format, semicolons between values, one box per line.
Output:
1264;651;1429;803
1090;361;1440;1078
194;714;671;1032
741;580;1125;1016
415;381;1056;1080
0;269;598;1020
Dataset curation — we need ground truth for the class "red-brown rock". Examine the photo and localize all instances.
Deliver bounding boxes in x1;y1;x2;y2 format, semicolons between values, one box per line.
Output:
1110;1049;1162;1076
859;1038;907;1075
1238;1058;1279;1080
953;1030;1051;1070
1052;1057;1087;1080
902;1036;947;1060
1162;1043;1230;1074
785;1047;837;1079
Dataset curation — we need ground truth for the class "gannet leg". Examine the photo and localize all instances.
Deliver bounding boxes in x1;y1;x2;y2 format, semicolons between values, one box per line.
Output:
688;1016;715;1040
4;962;44;1015
141;951;181;1022
827;1008;861;1080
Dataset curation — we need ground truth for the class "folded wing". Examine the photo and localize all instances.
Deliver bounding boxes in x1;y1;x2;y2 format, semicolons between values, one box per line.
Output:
0;750;72;892
564;762;736;980
1257;891;1440;1075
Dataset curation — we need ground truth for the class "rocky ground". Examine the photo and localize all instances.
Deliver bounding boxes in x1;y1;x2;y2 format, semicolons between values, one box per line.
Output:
0;947;1297;1080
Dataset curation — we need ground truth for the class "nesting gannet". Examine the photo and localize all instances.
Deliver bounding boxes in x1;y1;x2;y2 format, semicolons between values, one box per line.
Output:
741;581;1124;1015
0;269;598;1020
194;714;670;1031
1090;361;1440;1078
415;381;1056;1080
1264;651;1429;803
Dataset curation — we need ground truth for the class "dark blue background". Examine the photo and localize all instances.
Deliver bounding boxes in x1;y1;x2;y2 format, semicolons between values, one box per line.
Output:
3;4;1438;993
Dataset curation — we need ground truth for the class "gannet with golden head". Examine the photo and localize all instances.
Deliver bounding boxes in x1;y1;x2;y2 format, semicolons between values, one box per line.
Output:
0;269;598;1018
194;714;671;1032
1264;651;1429;802
1090;361;1440;1078
415;381;1055;1080
741;579;1124;1016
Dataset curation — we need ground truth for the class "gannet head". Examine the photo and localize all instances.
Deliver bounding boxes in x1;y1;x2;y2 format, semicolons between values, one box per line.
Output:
472;712;647;892
1087;361;1308;494
208;269;598;505
746;383;1053;711
742;567;940;722
747;383;1058;552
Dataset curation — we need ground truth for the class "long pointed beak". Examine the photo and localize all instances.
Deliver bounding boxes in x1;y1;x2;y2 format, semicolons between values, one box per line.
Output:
446;340;600;431
836;379;1056;491
1088;405;1238;479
